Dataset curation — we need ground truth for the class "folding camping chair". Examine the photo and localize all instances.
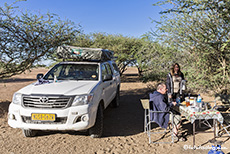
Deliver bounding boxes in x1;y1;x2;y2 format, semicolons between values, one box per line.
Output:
218;111;230;137
140;99;175;144
213;104;230;137
210;96;230;137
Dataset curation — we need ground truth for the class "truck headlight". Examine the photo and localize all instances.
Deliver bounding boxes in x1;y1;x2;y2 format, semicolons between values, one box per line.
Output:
72;93;94;106
12;93;22;105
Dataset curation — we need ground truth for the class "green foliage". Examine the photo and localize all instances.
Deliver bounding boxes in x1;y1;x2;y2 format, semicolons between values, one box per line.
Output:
73;32;174;78
0;1;81;79
73;33;145;75
141;71;168;83
153;0;230;93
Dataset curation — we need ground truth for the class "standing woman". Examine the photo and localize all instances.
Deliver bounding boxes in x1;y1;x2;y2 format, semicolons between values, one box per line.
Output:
166;63;186;141
166;63;185;102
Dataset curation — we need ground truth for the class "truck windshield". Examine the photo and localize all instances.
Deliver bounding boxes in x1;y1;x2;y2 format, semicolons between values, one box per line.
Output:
43;64;99;81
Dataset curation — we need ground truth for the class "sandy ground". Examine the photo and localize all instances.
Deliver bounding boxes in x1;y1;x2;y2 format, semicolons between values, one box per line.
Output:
0;67;229;154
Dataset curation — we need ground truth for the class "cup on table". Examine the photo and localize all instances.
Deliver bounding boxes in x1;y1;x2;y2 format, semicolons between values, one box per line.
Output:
189;97;194;105
185;97;190;107
203;102;208;110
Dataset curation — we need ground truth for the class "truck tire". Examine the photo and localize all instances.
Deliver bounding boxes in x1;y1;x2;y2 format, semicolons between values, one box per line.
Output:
89;103;103;138
22;129;37;137
111;88;120;108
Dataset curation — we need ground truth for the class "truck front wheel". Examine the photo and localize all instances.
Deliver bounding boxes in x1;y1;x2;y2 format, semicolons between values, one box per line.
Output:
22;129;37;137
88;103;103;138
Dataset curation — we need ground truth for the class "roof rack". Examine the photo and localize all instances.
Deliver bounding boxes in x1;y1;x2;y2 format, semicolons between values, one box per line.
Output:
57;45;114;62
62;59;101;62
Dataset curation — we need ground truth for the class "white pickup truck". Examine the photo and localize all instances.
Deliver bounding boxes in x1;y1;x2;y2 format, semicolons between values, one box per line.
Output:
8;59;120;138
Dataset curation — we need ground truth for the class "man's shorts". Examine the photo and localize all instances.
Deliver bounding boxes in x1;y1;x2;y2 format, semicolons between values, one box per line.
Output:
169;113;181;125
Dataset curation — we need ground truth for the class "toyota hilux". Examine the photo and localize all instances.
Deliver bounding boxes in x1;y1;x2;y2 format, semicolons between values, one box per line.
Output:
8;47;120;138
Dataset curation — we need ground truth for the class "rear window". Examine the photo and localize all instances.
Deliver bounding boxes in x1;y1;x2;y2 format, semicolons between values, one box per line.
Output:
112;63;120;75
105;63;113;75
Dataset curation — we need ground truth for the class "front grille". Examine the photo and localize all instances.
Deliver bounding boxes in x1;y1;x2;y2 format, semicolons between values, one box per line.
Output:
22;95;73;109
21;116;67;124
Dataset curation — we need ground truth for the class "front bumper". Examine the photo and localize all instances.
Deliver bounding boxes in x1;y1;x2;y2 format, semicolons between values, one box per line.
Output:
8;103;97;131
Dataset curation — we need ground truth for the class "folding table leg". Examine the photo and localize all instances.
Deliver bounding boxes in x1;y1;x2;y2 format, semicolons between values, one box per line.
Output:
144;109;146;133
193;122;195;149
214;119;216;138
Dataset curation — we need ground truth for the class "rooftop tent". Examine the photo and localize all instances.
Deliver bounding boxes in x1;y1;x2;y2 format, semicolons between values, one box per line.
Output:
57;45;114;61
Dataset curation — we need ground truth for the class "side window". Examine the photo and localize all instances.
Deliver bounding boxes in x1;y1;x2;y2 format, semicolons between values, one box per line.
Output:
112;63;119;74
105;63;113;75
101;64;108;78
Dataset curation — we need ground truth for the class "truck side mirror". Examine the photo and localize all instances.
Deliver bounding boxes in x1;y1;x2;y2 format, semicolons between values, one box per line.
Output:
103;74;112;81
37;73;44;80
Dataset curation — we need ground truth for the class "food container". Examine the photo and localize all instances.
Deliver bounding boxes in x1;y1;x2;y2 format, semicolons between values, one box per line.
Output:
185;97;190;107
189;97;195;105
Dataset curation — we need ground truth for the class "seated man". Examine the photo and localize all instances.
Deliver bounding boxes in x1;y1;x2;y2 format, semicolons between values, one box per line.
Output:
149;83;184;141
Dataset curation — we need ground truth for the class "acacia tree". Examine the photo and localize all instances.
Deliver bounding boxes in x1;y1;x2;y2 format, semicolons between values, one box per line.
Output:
135;38;183;81
73;33;143;75
0;1;81;79
73;33;175;77
153;0;230;92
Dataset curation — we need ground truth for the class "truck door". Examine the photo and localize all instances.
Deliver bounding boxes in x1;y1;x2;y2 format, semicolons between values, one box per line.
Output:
105;63;116;101
101;64;111;107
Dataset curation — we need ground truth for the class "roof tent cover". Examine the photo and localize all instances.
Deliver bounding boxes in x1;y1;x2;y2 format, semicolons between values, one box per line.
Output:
57;45;114;61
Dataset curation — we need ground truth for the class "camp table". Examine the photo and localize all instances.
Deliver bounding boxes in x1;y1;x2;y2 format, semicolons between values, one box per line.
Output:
179;104;224;149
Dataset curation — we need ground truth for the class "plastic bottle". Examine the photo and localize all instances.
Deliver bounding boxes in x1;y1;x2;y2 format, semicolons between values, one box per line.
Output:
176;97;180;103
208;145;225;154
218;145;225;154
176;96;181;106
54;75;57;83
208;145;217;154
197;94;202;108
197;94;201;102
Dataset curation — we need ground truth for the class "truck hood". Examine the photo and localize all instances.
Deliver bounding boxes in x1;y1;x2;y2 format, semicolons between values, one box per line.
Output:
17;80;99;95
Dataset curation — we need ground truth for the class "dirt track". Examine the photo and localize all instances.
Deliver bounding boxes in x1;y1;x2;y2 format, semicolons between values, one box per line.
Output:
0;67;229;154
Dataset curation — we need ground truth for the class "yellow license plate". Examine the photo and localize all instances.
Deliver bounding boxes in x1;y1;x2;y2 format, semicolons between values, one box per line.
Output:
31;113;56;121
